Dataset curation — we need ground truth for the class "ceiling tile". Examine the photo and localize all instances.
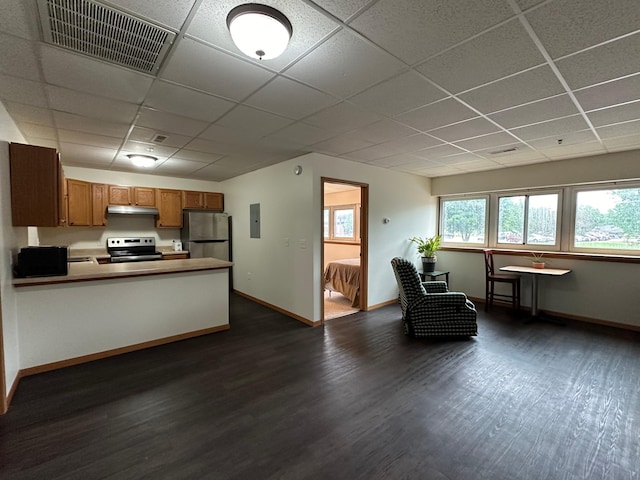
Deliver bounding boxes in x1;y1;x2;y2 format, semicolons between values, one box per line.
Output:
489;147;547;166
602;133;640;152
128;127;192;148
245;77;338;119
144;81;236;122
587;101;640;127
413;144;467;160
304;102;381;133
105;0;196;30
539;141;606;160
574;74;640;111
436;153;483;166
380;133;443;153
58;142;117;167
214;105;294;137
429;117;499;142
171;149;224;163
455;159;505;171
312;0;372;21
188;0;339;71
58;130;123;149
416;20;544;94
454;131;519;152
190;162;243;182
510;115;591;141
53;111;130;138
525;0;640;58
24;137;59;150
0;0;38;40
46;85;139;124
0;74;47;107
349;0;514;64
515;0;547;10
122;141;179;158
347;71;447;116
136;107;209;137
160;38;275;101
154;158;211;175
0;33;41;80
345;119;416;144
489;94;579;129
474;143;535;159
460;66;565;113
527;129;598;149
18;123;57;140
184;138;231;155
597;119;640;139
395;98;477;132
309;134;373;155
366;153;425;168
39;45;153;103
343;143;403;161
266;122;336;146
199;124;264;144
285;29;405;99
557;32;640;90
3;102;54;126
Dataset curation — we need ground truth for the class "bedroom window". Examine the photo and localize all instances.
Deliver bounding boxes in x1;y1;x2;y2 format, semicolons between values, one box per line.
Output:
324;204;359;242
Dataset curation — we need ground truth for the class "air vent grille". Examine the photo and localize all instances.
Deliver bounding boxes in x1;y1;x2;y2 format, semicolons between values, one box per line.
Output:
38;0;175;74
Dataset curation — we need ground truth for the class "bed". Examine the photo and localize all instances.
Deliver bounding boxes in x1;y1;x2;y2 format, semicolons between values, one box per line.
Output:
323;258;361;307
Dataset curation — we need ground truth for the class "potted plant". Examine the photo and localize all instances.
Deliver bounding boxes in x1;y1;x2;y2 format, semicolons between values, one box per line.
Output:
409;234;442;273
530;252;547;269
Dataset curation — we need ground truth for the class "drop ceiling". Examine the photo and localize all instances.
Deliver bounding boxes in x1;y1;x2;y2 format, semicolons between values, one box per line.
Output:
0;0;639;182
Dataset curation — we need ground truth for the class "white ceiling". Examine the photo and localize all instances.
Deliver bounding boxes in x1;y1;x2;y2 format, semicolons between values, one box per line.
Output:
1;0;639;182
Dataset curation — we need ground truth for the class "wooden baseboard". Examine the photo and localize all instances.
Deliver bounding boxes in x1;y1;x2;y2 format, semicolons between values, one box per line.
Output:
368;298;398;310
19;325;230;378
233;290;321;326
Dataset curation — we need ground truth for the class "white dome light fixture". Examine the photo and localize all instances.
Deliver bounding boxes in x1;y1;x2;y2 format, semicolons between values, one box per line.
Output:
127;154;157;168
226;4;293;60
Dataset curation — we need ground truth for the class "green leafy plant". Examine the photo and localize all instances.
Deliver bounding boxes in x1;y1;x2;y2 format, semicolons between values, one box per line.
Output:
530;252;550;266
409;234;442;258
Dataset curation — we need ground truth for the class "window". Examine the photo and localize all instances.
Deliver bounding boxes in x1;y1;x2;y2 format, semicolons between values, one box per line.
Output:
324;204;359;242
497;192;559;247
573;186;640;253
440;197;488;245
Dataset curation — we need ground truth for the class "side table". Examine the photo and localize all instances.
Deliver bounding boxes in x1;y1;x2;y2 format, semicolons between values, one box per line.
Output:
419;270;450;284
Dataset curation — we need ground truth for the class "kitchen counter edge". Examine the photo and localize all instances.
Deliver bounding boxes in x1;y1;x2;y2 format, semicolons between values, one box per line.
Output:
13;257;233;287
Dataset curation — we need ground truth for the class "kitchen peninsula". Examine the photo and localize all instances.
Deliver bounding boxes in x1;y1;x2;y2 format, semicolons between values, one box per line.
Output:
13;257;232;373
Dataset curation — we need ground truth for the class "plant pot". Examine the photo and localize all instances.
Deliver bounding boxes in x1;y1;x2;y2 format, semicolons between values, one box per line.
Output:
532;261;545;269
422;256;437;273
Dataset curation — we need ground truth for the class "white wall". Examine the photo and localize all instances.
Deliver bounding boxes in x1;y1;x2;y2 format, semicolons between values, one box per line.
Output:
0;111;28;402
431;150;640;328
223;153;434;322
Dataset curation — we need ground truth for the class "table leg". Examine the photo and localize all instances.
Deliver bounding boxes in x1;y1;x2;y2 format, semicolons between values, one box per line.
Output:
530;274;539;316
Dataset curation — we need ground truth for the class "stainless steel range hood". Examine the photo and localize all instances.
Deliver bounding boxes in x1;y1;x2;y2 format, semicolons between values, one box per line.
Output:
107;205;159;216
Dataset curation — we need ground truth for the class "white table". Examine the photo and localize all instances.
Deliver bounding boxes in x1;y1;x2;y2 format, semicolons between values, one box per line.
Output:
499;265;571;320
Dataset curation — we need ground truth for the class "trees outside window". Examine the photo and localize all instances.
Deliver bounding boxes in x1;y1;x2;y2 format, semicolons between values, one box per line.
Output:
440;198;487;244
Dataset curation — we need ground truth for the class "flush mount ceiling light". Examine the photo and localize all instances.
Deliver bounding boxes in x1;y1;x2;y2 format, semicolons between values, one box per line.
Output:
226;3;293;60
127;154;157;168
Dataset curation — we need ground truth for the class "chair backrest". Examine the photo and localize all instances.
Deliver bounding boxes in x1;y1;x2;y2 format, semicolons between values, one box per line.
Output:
391;257;426;315
483;249;495;277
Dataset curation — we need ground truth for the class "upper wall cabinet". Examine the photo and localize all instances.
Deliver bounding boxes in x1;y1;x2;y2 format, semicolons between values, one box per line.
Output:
183;190;224;211
66;179;91;226
91;183;108;227
108;185;156;206
156;189;182;228
10;143;65;227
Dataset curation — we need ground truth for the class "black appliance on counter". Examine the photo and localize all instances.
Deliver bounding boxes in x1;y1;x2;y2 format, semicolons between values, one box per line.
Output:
14;246;68;277
107;237;163;263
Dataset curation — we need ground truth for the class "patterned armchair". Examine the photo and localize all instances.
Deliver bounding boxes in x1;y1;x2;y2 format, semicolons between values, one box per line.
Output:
391;257;478;337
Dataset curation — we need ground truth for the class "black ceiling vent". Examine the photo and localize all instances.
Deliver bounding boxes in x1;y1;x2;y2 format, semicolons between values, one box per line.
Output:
37;0;175;74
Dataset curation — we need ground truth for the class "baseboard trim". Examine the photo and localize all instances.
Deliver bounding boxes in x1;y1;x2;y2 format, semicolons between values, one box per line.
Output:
19;325;230;378
470;297;640;332
233;290;321;327
369;298;398;310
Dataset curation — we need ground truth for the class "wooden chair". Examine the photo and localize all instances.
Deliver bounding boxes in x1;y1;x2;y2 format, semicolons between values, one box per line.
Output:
483;250;520;312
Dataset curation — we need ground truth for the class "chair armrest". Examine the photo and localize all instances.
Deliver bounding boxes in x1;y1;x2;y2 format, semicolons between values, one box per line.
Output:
423;281;448;293
419;292;469;306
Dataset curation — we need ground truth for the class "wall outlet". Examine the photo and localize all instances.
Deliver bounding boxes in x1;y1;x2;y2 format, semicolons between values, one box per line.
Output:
284;237;289;247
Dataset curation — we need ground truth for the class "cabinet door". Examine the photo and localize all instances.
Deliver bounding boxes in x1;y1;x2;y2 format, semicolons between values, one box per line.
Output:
67;179;91;226
204;192;224;211
134;187;156;206
58;159;67;227
108;185;132;205
182;190;204;209
91;183;108;226
9;143;61;226
156;189;182;228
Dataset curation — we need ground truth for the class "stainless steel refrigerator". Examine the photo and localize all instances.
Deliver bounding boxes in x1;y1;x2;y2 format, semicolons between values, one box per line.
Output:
181;211;230;261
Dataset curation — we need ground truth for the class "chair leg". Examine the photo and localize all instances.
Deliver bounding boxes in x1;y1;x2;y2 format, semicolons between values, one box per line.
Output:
485;280;490;311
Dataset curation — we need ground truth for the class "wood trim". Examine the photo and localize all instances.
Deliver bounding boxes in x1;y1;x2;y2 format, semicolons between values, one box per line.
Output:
368;298;398;310
0;291;5;415
4;371;22;414
441;246;640;264
324;240;361;246
19;325;230;377
234;290;321;327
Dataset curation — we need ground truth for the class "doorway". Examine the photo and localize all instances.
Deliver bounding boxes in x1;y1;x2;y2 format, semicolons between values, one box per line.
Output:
321;178;368;323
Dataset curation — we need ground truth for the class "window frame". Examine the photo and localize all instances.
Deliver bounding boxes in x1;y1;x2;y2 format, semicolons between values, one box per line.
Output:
439;195;490;248
324;203;360;243
568;182;640;255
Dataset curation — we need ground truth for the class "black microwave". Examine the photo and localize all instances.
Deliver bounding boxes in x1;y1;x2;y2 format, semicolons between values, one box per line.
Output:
14;246;68;278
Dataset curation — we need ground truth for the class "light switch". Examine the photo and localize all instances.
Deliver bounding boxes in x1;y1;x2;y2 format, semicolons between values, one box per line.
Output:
299;239;307;249
284;237;290;247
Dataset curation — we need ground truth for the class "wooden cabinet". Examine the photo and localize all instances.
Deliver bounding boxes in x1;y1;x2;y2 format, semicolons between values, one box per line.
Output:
66;179;91;226
91;183;108;226
108;185;156;206
108;185;132;205
156;189;182;228
162;253;189;260
133;187;156;206
182;190;224;211
10;143;65;227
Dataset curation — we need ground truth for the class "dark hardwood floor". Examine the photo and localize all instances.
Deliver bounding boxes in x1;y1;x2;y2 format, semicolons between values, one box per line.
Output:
1;294;639;479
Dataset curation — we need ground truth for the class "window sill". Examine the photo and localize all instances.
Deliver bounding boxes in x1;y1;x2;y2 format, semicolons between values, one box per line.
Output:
324;240;360;246
440;246;640;264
